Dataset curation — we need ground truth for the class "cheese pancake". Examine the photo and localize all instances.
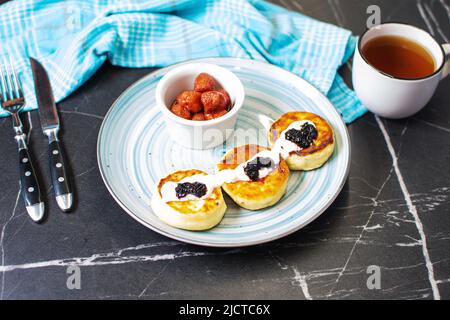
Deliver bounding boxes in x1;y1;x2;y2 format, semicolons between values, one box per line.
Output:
152;169;226;230
268;112;334;170
216;145;290;210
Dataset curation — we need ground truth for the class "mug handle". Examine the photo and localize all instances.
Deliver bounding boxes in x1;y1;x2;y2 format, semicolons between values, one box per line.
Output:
442;43;450;79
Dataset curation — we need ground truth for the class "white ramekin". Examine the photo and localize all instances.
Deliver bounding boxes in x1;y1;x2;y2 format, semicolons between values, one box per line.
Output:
155;63;245;149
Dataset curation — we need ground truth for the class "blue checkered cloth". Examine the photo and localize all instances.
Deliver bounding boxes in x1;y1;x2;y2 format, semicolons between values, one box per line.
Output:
0;0;367;123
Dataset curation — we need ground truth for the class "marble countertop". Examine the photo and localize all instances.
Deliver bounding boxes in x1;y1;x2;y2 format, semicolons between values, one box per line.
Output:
0;0;449;299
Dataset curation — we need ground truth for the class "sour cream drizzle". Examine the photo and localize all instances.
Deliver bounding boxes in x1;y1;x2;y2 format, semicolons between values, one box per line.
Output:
160;120;315;202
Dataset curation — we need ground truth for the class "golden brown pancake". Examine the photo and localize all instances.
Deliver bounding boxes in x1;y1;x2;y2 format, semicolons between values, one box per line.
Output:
268;112;335;170
216;145;290;210
152;169;226;230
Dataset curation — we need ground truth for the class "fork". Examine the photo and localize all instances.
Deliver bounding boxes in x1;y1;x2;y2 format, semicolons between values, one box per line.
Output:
0;58;45;222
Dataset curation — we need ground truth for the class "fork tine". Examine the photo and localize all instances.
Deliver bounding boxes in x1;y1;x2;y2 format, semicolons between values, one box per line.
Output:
0;62;8;102
2;58;13;101
9;57;22;99
4;57;16;100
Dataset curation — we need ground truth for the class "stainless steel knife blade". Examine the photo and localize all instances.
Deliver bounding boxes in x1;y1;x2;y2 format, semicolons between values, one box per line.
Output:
30;57;73;212
30;57;59;133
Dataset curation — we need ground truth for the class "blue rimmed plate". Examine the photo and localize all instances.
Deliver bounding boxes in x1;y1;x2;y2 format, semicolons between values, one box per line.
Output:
97;58;350;247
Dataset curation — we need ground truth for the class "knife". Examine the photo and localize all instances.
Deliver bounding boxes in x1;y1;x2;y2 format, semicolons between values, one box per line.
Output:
30;58;73;212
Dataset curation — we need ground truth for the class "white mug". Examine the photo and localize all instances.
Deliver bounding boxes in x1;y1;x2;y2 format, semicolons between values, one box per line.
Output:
353;23;450;119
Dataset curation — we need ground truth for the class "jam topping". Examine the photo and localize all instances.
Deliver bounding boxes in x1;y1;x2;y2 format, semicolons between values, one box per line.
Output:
244;157;274;181
175;182;208;199
285;123;318;149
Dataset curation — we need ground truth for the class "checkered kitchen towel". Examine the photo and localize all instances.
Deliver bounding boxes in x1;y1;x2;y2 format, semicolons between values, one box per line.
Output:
0;0;367;123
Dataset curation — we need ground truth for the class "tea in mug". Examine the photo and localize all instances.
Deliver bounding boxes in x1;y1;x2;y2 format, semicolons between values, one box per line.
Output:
362;35;436;79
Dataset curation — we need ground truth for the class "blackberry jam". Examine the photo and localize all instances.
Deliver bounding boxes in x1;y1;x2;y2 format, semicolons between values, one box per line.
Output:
285;123;318;149
244;157;274;181
175;182;208;199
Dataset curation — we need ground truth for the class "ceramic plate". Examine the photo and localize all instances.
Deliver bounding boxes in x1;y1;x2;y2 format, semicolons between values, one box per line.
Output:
97;58;350;247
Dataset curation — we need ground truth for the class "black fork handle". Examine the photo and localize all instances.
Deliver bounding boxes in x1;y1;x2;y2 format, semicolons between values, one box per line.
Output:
19;147;42;206
12;114;45;222
18;145;45;222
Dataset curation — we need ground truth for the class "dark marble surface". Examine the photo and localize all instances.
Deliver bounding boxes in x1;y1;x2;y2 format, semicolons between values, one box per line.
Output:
0;0;449;300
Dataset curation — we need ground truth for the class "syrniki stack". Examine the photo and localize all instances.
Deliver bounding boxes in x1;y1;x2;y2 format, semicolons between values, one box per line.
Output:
151;111;335;230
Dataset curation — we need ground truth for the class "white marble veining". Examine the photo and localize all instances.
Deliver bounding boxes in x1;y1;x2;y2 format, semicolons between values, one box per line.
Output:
440;0;450;20
0;189;21;300
291;267;312;300
330;167;394;294
417;0;436;36
0;245;243;273
422;0;449;42
327;0;345;27
60;110;104;120
376;115;440;300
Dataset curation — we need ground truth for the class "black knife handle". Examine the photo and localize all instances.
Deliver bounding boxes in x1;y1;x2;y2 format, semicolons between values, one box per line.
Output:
49;140;71;197
19;148;43;207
